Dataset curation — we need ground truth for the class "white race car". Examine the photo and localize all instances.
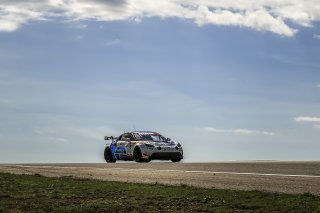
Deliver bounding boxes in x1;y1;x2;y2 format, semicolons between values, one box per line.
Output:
104;131;183;163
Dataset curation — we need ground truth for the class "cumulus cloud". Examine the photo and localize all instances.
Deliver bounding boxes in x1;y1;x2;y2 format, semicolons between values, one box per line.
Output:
203;127;274;136
0;1;48;32
1;0;320;36
294;116;320;123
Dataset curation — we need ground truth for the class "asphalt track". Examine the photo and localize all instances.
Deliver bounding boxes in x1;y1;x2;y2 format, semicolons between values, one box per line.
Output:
1;162;320;195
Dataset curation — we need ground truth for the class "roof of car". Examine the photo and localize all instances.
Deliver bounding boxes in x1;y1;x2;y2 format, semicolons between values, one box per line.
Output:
130;131;159;135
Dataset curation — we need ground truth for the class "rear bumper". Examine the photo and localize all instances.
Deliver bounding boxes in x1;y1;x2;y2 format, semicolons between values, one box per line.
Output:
150;152;183;160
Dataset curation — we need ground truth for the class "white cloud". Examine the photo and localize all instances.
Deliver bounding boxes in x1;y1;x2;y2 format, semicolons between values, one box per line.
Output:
1;0;320;36
295;116;320;130
0;20;19;32
313;34;320;39
203;127;274;136
294;116;320;123
0;3;47;32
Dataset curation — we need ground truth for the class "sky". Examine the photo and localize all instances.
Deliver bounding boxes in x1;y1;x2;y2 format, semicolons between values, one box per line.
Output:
0;0;320;163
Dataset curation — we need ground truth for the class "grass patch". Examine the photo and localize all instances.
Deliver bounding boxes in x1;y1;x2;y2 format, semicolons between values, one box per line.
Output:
0;172;320;212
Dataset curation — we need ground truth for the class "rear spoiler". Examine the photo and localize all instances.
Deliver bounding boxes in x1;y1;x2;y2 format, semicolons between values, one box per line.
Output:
104;136;117;140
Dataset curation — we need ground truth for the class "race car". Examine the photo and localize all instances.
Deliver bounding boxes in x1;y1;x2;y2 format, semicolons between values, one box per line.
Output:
104;131;183;163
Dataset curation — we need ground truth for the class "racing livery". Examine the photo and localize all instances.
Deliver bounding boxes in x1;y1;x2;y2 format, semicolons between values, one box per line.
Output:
104;131;183;163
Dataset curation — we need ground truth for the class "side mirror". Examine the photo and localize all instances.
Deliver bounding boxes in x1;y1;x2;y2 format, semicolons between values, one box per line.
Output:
125;138;131;142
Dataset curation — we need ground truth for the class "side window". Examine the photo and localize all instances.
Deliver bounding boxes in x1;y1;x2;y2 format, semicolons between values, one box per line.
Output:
122;133;132;141
128;133;133;140
132;133;142;141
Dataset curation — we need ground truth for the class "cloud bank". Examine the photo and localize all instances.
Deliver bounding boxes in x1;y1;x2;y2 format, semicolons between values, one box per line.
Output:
1;0;320;36
294;116;320;123
203;127;274;136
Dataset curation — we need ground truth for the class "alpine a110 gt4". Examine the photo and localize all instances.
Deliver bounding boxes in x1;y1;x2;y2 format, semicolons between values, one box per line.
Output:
104;131;183;163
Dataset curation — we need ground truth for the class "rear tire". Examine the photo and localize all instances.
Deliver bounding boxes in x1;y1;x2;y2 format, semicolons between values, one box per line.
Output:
104;147;116;163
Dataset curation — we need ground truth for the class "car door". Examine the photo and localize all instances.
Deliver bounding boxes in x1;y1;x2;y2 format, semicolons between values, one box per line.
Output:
115;134;128;159
124;133;135;157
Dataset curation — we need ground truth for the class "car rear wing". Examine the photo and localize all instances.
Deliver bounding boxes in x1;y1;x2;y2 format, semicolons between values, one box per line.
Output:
104;136;118;140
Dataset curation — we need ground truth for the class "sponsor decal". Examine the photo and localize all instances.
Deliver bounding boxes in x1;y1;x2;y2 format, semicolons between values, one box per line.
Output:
115;147;126;154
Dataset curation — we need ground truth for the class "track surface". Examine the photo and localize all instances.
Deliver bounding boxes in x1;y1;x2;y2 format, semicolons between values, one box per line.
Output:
1;162;320;195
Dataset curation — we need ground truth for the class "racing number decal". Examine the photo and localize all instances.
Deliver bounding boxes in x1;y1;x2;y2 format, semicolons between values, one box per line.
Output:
115;141;126;154
115;147;126;154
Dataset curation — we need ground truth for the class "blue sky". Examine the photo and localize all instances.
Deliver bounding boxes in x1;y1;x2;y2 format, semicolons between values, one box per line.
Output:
0;0;320;163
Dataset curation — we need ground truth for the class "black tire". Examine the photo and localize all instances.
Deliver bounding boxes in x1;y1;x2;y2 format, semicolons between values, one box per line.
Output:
104;147;116;163
133;147;143;162
171;158;181;162
133;147;151;163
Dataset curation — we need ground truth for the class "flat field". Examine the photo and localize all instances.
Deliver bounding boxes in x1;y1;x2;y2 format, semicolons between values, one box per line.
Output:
0;173;320;212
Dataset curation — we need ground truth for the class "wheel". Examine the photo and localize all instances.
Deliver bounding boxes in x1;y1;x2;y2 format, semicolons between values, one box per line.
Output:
133;147;143;162
133;147;151;163
104;147;116;163
171;158;181;162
